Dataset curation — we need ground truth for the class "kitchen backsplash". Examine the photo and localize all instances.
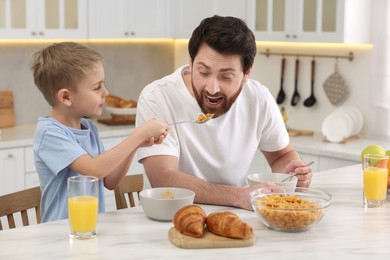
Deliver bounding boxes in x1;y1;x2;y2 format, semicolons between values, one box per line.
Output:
1;40;387;140
0;41;174;125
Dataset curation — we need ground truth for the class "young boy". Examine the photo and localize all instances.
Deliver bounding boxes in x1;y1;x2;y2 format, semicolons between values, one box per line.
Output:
31;42;169;222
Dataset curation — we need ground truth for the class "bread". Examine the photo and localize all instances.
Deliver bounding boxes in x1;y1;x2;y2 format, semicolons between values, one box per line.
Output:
206;211;253;239
105;95;137;108
173;205;206;238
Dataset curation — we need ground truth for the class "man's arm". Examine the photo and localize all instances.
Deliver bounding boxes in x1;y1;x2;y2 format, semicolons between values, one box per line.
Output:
142;155;270;210
262;144;312;187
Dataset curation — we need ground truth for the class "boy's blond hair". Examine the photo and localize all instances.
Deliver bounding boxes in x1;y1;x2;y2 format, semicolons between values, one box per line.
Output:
31;42;103;106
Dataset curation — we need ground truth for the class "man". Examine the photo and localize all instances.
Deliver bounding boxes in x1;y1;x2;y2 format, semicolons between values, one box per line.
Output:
136;15;312;210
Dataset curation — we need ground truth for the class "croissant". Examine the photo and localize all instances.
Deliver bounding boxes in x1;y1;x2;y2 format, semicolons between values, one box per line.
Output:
173;205;207;238
206;211;253;239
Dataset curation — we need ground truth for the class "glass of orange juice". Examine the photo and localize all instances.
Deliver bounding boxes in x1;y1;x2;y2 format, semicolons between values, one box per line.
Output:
68;176;99;239
363;154;388;208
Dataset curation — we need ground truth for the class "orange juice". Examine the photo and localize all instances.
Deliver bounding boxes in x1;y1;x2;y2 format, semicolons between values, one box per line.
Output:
68;196;98;233
364;167;388;201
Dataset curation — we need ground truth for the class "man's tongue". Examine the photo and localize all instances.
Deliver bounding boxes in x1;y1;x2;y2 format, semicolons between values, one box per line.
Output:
207;96;223;104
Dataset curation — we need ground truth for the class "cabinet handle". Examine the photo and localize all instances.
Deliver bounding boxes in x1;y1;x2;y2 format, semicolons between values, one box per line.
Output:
39;32;44;36
7;154;14;159
292;35;297;39
31;32;37;36
124;32;129;36
285;34;290;39
131;32;135;36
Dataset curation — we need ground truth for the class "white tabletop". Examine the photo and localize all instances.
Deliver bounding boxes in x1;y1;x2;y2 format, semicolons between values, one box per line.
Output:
1;164;390;259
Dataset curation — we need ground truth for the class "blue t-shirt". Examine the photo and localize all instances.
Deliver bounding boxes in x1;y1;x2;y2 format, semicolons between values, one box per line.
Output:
33;117;105;222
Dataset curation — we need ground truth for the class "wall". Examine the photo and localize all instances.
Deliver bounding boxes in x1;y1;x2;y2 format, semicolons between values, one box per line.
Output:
174;40;378;139
0;39;383;140
0;40;174;125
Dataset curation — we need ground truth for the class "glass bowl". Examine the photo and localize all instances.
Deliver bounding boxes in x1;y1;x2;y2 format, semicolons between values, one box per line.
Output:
249;187;331;232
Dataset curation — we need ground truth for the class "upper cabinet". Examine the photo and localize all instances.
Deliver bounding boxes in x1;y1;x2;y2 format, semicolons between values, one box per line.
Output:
88;0;173;39
246;0;371;43
0;0;87;39
0;0;371;42
173;0;250;38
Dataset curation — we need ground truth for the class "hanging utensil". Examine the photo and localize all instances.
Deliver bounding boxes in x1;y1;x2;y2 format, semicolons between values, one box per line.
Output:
303;59;317;107
323;59;349;105
276;57;286;104
290;58;300;106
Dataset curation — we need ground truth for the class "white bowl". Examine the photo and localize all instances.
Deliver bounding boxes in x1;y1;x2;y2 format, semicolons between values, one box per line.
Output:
246;173;298;192
140;187;195;221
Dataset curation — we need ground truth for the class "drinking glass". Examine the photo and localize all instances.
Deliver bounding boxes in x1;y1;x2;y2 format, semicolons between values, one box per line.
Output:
68;176;99;239
363;154;388;208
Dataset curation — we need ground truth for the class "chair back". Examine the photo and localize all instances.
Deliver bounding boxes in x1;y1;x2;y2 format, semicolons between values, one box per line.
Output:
0;186;41;230
114;174;144;210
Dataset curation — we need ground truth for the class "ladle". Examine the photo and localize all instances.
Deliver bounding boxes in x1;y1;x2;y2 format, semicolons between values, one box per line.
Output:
303;59;317;107
276;58;286;104
290;58;300;106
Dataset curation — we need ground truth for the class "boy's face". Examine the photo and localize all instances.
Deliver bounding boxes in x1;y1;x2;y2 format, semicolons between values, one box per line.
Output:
190;43;249;118
70;62;108;118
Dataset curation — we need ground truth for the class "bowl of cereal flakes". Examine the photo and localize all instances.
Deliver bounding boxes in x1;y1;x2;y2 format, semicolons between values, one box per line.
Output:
140;187;195;221
249;187;331;232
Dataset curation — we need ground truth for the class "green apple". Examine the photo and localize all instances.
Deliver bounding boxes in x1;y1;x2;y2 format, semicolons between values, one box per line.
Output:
386;150;390;158
360;145;385;162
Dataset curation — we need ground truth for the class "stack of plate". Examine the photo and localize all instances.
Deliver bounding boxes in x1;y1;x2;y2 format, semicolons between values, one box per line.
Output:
321;106;363;143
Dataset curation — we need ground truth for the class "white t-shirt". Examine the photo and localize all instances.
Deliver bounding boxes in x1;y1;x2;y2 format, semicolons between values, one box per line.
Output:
136;65;289;186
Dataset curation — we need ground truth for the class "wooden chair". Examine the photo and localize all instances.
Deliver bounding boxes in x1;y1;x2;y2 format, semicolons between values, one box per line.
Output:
0;186;41;230
114;174;144;210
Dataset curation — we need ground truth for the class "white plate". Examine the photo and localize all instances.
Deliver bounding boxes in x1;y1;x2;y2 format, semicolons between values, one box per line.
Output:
322;111;354;143
334;106;363;135
105;106;136;115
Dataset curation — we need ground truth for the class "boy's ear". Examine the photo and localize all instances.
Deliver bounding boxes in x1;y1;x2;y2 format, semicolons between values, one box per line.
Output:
57;88;72;107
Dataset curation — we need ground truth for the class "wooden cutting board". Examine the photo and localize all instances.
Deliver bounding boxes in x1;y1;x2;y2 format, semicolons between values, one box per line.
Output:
168;227;256;249
287;128;314;137
0;90;16;128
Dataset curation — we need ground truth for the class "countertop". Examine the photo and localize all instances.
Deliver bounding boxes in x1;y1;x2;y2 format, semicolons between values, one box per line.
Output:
2;121;390;162
0;120;134;148
0;164;389;259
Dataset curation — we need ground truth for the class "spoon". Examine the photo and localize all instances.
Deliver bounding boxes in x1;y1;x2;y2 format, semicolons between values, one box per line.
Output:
168;113;214;125
290;58;300;106
168;118;212;126
276;58;286;104
281;161;315;182
303;59;317;107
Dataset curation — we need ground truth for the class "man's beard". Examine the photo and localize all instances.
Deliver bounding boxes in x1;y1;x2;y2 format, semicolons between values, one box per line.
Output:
192;79;244;118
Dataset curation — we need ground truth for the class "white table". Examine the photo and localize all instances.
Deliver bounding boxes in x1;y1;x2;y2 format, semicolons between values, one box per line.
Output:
1;164;390;259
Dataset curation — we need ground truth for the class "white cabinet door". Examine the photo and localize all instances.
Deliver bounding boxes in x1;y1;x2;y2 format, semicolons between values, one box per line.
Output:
0;0;87;39
247;0;370;43
0;148;24;195
88;0;172;39
173;0;249;38
24;146;40;189
319;156;359;171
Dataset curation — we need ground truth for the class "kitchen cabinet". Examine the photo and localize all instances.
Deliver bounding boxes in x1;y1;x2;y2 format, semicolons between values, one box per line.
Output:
0;148;24;195
0;0;87;39
173;0;249;38
246;0;371;43
88;0;173;39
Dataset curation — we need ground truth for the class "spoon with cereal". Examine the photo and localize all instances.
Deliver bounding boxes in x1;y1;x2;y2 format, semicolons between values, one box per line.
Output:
169;113;215;125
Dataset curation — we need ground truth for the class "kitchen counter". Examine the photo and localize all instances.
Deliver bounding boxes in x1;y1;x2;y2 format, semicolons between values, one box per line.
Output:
0;120;134;149
2;121;390;161
289;132;390;162
1;164;389;259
